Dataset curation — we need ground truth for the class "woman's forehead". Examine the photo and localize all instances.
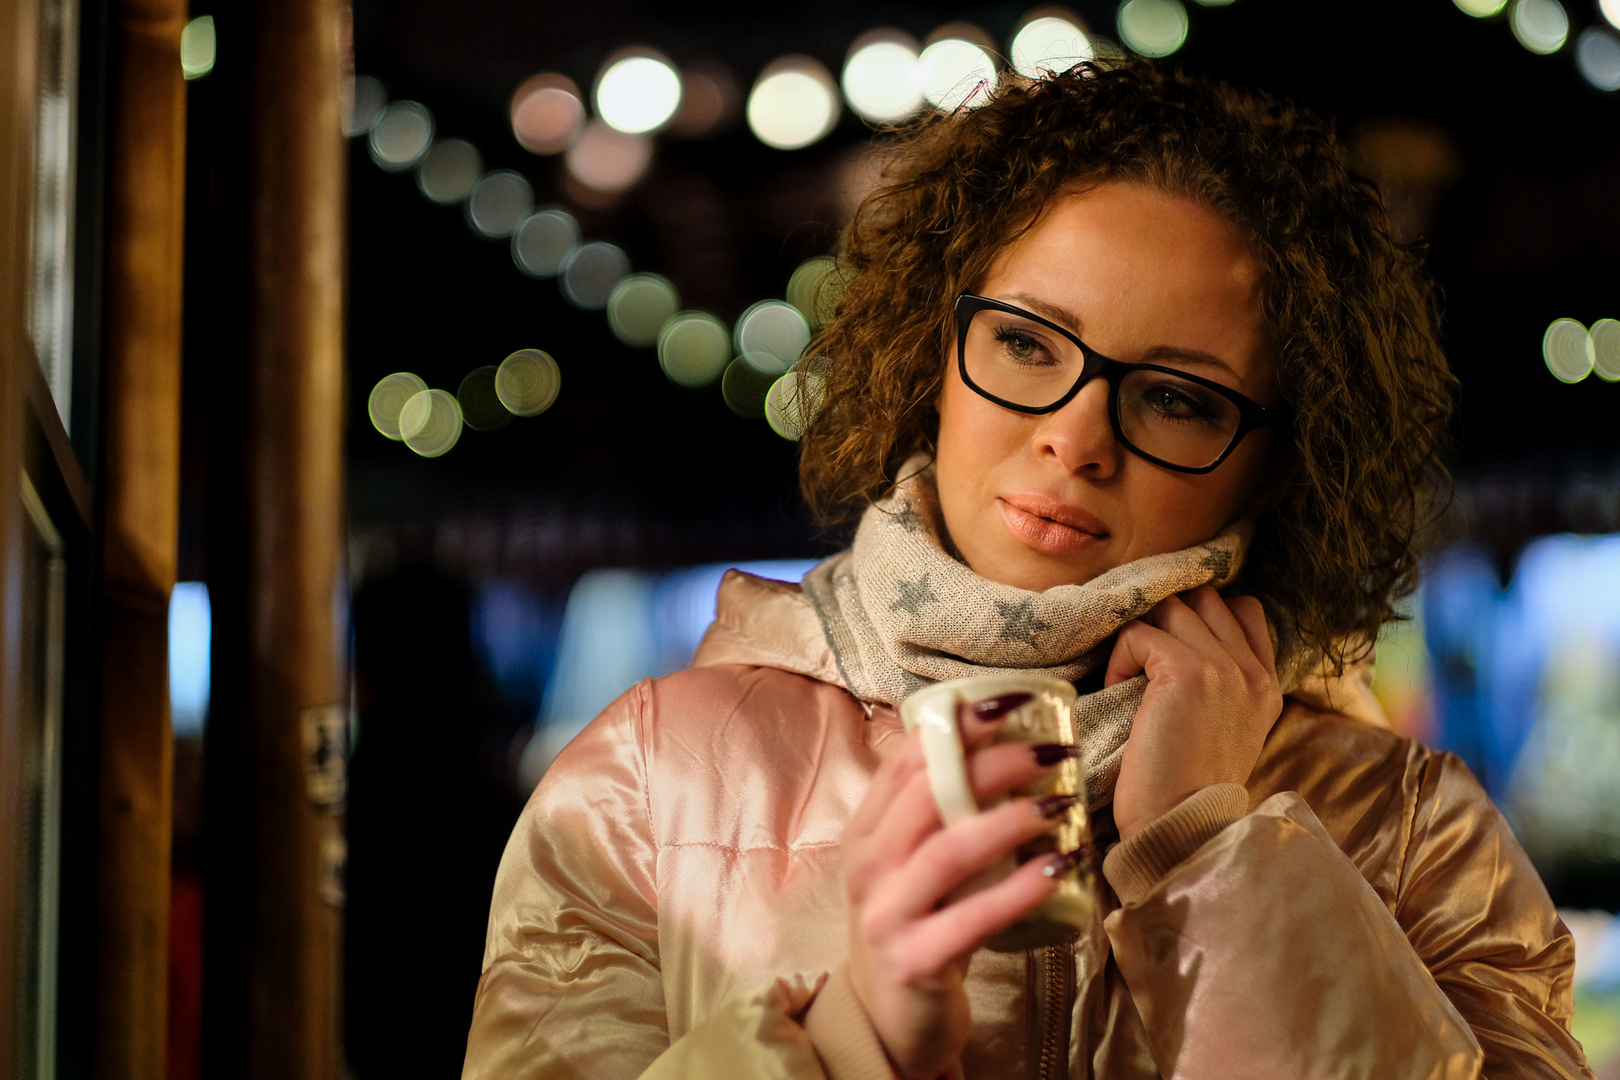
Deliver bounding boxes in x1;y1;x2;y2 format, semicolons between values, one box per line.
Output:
974;185;1276;397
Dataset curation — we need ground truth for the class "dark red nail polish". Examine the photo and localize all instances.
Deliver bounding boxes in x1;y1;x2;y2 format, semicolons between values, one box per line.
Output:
1042;850;1077;878
1031;742;1082;766
1034;793;1081;819
1042;844;1093;878
972;692;1033;721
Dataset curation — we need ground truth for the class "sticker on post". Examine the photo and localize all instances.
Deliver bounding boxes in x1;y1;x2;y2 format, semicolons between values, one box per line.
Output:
302;704;348;808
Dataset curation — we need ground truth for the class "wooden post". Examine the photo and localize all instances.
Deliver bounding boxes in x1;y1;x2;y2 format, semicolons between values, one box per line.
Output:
201;0;347;1074
0;2;42;1078
94;0;187;1076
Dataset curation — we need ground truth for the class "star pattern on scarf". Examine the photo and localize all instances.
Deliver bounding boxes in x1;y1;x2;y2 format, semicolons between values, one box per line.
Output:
1110;586;1151;623
890;502;927;534
994;598;1052;649
1199;545;1233;582
890;573;940;617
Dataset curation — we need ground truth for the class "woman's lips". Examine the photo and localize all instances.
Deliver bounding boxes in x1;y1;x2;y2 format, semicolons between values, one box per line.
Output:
997;496;1108;557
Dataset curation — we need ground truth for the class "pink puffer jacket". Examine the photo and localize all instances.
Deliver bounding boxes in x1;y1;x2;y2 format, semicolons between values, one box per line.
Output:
462;571;1593;1080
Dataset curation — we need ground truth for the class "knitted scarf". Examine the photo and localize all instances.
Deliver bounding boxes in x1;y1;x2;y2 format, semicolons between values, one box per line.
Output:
801;458;1291;808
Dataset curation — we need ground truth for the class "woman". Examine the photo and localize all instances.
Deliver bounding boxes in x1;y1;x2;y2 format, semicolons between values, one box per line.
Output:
463;62;1593;1079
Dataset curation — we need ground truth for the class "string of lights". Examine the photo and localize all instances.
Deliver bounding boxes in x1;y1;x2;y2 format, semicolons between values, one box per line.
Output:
178;0;1620;457
342;9;1191;458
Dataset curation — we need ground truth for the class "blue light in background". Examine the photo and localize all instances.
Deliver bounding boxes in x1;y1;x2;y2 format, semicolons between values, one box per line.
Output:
471;579;561;717
169;581;211;736
523;559;818;785
1425;534;1620;800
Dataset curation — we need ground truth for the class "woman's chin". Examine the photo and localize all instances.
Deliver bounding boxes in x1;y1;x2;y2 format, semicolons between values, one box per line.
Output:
959;541;1113;593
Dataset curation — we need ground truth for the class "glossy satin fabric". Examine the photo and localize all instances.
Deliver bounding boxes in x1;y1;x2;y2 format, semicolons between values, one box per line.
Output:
463;573;1593;1079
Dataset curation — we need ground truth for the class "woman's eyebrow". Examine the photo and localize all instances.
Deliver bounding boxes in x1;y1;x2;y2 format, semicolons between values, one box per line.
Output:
1006;292;1083;333
1006;291;1245;383
1140;344;1241;382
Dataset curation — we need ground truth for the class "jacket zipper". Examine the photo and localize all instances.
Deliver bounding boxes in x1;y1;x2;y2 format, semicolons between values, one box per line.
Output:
1031;938;1075;1080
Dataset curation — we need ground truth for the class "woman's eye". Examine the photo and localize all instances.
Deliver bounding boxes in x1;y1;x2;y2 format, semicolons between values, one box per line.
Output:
994;328;1054;366
1142;383;1216;421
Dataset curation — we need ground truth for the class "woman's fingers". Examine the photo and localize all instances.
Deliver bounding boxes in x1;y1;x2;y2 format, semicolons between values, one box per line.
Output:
956;693;1026;751
1104;618;1179;687
1116;588;1277;689
861;795;1060;930
847;740;1065;897
1174;585;1254;661
893;855;1063;977
1225;594;1277;673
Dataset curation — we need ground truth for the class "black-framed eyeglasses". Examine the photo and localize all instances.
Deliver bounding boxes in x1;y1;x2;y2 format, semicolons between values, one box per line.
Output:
955;294;1285;475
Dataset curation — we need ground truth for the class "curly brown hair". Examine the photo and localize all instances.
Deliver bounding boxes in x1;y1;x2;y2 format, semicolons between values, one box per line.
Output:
797;59;1457;667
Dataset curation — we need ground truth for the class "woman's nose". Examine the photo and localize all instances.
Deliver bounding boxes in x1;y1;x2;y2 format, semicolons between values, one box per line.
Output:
1034;377;1121;478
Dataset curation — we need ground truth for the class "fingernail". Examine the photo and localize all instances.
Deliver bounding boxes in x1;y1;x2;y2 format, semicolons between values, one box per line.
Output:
972;693;1033;722
1034;793;1081;820
1030;742;1082;766
1042;844;1092;878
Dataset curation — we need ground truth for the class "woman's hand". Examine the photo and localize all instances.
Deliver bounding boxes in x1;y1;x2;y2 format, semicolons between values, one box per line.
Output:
1107;586;1284;841
842;697;1076;1080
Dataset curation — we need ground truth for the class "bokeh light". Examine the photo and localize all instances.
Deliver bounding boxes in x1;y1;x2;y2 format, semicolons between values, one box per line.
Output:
657;312;731;387
787;256;843;328
842;34;924;123
368;101;434;172
1544;318;1594;383
510;74;586;155
596;54;683;135
669;60;741;137
565;120;653;193
560;241;630;310
511;208;581;278
733;300;810;374
345;76;388;137
1576;27;1620;90
1010;14;1094;78
399;389;463;458
368;372;428;440
722;355;782;417
607;274;680;347
1117;0;1190;57
747;57;841;150
495;349;562;417
466;170;534;239
416;139;482;204
918;34;998;111
181;16;216;80
456;366;514;432
1591;319;1620;381
1605;0;1620;29
1510;0;1568;54
765;369;827;440
1454;0;1509;15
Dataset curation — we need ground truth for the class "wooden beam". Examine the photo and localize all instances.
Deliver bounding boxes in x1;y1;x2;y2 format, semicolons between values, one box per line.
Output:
0;0;43;1077
93;0;187;1075
202;0;348;1074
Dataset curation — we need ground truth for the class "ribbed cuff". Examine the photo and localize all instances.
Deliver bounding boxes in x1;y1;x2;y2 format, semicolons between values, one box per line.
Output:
803;963;900;1080
1103;783;1249;905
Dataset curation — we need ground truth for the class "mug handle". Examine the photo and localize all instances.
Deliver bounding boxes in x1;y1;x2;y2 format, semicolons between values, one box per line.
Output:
913;693;979;826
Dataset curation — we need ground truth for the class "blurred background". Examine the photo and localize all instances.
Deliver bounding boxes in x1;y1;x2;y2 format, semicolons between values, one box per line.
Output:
156;0;1620;1075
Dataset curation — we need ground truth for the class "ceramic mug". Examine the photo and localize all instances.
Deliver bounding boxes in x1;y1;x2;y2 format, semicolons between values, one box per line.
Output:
899;673;1096;952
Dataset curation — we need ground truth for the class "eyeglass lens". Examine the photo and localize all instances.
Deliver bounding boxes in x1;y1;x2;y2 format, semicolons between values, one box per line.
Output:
962;305;1243;470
